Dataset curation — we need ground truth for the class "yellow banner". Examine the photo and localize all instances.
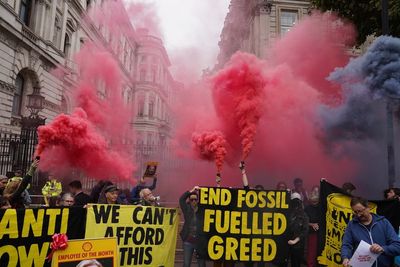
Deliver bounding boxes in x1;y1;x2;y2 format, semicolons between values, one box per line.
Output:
317;193;377;266
85;204;179;267
52;238;118;267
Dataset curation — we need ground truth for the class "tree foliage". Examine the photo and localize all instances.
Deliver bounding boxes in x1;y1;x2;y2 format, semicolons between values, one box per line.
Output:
311;0;400;44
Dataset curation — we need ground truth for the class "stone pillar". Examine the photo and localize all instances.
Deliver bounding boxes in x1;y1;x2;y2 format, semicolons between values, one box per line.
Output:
48;0;57;42
60;1;68;51
258;5;271;59
253;9;260;57
37;0;46;37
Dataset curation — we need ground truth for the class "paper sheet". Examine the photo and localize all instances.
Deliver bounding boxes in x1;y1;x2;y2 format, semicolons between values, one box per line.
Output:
349;240;379;267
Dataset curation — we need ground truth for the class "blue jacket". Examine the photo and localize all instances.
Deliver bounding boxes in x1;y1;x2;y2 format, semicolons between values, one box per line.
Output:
341;214;400;266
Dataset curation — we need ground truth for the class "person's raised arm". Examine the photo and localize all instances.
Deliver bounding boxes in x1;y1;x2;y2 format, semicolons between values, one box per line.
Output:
179;186;199;211
11;159;38;202
148;175;157;190
240;161;249;189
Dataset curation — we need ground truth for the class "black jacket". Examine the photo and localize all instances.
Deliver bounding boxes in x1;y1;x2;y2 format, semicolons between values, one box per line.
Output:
179;191;199;241
288;210;309;249
9;174;32;209
74;191;91;206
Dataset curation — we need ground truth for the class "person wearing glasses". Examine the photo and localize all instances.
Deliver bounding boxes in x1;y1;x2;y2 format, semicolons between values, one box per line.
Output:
179;186;205;267
341;196;400;267
57;192;75;206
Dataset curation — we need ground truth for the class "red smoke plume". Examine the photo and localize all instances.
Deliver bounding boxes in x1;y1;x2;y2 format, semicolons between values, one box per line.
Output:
36;108;134;180
170;13;357;192
73;43;131;136
192;131;227;172
270;12;356;104
38;8;136;180
212;52;266;160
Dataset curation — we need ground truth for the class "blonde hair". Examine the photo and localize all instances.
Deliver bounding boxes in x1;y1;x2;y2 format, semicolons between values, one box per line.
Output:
3;179;21;199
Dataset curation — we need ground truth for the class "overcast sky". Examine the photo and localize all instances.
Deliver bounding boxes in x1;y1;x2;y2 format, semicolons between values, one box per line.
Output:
124;0;230;81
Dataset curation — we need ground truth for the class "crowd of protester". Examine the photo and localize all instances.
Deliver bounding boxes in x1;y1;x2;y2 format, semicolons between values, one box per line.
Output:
2;158;400;266
179;161;400;267
0;159;160;209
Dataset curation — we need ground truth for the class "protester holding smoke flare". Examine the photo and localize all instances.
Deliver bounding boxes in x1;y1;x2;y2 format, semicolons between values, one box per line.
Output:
180;186;206;267
239;161;264;267
240;161;264;191
9;169;31;206
2;158;39;208
240;161;250;190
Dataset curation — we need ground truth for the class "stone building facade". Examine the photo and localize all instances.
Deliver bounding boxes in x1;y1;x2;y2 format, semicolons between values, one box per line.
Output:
216;0;310;68
0;0;176;182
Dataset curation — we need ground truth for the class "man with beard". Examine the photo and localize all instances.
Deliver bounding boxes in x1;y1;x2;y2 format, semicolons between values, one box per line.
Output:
342;196;400;267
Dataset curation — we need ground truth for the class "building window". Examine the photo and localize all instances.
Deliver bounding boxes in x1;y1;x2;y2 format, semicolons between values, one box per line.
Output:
63;34;71;57
12;74;24;116
123;88;131;105
280;10;298;36
137;97;144;117
53;16;61;48
148;101;154;118
19;0;32;26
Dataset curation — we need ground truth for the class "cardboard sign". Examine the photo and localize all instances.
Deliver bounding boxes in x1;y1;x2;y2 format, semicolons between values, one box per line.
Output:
52;238;118;267
143;162;158;178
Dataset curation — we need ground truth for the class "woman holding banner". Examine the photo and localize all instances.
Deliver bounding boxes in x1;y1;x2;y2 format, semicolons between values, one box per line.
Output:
98;185;120;204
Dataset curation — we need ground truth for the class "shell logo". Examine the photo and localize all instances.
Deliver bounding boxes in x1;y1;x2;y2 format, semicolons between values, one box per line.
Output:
82;242;93;252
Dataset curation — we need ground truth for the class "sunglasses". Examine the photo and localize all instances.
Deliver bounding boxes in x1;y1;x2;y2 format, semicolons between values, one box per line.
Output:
190;198;198;202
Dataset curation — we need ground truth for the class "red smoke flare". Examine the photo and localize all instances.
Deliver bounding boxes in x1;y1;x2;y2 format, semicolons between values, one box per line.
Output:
36;108;133;180
192;131;227;172
212;52;265;160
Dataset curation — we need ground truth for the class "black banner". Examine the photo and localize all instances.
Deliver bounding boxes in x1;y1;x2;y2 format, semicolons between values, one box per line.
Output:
0;207;86;267
198;187;291;263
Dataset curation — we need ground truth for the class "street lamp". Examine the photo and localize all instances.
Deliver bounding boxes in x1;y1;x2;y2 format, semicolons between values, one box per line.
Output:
18;85;46;188
21;85;46;128
27;85;45;116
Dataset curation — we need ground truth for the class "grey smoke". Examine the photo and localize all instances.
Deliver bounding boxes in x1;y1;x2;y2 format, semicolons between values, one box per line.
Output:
320;36;400;141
